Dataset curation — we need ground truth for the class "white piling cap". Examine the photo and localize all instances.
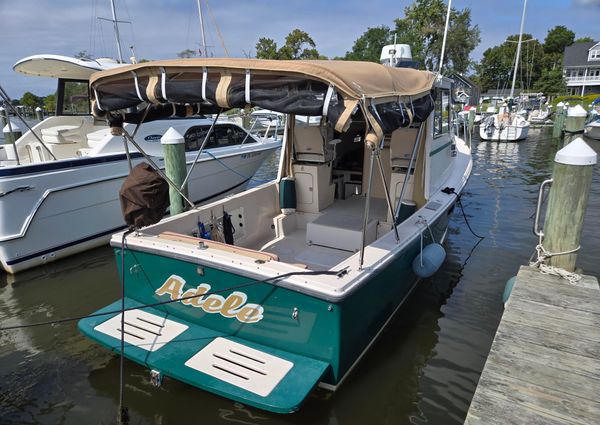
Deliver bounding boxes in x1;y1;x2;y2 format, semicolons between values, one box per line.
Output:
160;127;185;145
555;137;597;166
3;121;21;132
556;102;564;108
35;106;42;111
567;104;587;117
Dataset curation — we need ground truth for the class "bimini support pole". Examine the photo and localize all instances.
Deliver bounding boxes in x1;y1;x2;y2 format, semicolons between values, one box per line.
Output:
375;147;399;242
394;122;424;223
180;109;223;190
359;141;377;270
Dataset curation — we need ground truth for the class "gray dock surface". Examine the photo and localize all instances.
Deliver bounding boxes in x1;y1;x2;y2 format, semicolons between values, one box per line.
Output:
464;266;600;425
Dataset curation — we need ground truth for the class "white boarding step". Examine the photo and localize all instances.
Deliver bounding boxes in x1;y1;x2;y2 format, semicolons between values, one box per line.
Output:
185;337;294;397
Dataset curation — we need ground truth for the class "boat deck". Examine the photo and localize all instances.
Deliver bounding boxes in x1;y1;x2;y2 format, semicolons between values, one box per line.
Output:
464;266;600;425
261;196;389;270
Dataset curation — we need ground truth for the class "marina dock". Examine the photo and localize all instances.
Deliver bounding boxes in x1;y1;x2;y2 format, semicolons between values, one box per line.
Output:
464;266;600;425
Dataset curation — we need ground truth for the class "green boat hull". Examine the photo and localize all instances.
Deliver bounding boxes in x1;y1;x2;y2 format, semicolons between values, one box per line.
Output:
79;208;450;410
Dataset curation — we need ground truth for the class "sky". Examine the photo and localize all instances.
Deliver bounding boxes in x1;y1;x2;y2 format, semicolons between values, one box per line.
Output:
0;0;599;99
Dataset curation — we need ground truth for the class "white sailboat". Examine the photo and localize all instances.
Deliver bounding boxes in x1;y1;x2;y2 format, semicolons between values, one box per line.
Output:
480;0;530;142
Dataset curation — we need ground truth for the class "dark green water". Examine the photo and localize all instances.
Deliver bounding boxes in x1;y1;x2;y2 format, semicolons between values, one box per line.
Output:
1;128;599;424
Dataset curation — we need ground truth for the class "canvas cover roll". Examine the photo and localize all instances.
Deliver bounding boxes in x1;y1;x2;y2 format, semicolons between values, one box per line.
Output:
119;163;169;228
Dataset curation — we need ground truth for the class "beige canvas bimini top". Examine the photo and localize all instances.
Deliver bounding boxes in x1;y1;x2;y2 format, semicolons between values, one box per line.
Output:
90;58;437;135
90;58;435;100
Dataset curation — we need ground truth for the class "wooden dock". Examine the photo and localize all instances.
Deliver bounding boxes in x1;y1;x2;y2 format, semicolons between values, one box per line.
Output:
464;266;600;425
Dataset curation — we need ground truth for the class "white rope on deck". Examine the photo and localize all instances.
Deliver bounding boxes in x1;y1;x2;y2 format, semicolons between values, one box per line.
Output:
529;237;582;284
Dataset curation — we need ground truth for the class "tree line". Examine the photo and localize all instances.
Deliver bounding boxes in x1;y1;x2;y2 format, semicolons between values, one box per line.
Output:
10;0;596;107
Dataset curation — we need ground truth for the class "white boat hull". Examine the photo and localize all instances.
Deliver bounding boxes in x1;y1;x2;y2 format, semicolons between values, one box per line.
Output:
584;122;600;140
479;116;530;141
0;144;278;273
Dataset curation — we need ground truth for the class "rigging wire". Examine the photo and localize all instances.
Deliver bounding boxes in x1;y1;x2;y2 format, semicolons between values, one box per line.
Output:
205;0;229;57
122;0;137;61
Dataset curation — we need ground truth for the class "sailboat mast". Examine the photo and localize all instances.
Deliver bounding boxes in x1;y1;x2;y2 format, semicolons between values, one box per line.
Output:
109;0;124;63
510;0;528;98
197;0;208;57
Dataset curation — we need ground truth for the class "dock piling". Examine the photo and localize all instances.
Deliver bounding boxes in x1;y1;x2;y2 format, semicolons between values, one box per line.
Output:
0;106;6;128
543;137;597;272
35;107;44;121
160;127;189;216
3;121;22;144
551;101;565;139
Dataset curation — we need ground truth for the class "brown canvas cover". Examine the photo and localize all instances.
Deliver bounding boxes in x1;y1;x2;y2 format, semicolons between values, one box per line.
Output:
119;162;169;228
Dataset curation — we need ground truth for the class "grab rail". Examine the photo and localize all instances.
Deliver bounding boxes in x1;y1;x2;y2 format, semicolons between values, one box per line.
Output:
533;178;553;237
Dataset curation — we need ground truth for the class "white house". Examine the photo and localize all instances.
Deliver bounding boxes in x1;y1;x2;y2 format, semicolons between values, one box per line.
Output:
563;41;600;96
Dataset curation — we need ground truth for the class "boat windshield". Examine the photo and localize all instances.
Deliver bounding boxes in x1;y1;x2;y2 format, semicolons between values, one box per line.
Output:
57;79;90;116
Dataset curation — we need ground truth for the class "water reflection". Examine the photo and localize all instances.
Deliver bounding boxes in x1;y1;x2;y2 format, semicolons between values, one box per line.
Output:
0;129;599;424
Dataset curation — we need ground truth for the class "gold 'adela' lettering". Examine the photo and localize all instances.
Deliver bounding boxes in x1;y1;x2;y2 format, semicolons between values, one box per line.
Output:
154;275;264;323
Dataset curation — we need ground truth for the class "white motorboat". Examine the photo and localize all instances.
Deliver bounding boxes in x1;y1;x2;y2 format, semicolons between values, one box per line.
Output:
528;107;551;124
584;118;600;139
249;109;285;134
0;55;280;274
79;55;471;413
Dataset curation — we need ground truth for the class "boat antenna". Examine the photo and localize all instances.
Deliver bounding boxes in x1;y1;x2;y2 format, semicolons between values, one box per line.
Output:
510;0;528;98
392;34;397;66
197;0;208;57
438;0;452;74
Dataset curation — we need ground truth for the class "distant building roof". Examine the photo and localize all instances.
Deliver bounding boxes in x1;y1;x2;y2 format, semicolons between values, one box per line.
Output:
450;73;478;89
563;41;599;67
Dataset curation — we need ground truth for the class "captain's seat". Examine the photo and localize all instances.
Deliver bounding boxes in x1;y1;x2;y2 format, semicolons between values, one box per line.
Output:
292;122;336;213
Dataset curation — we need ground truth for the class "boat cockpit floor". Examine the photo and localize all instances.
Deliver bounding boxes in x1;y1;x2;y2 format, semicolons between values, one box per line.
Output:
261;196;388;271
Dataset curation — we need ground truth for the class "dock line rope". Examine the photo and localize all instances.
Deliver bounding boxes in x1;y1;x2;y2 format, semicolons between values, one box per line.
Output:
118;229;134;425
529;235;582;284
442;187;485;239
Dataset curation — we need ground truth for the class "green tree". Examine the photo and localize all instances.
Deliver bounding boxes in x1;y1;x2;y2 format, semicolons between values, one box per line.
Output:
44;94;56;113
279;29;319;60
543;26;575;54
255;38;279;59
20;92;41;109
344;26;393;62
533;67;566;96
475;34;543;92
575;37;596;43
177;49;197;58
74;50;93;59
393;0;480;73
254;29;322;60
542;25;575;69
